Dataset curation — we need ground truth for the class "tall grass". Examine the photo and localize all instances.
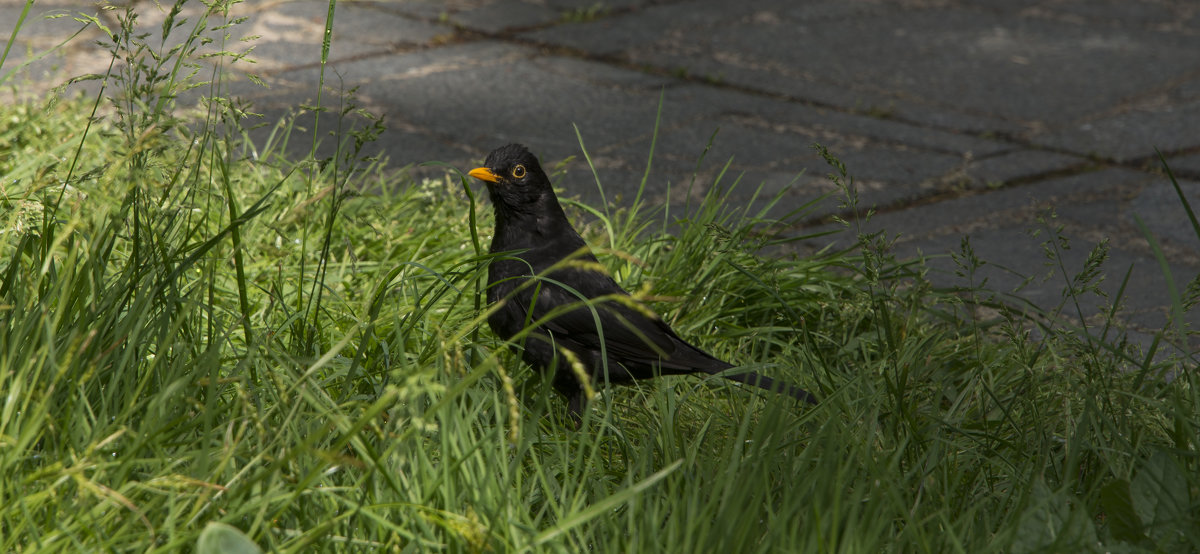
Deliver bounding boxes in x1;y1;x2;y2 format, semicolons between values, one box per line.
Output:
1;2;1197;552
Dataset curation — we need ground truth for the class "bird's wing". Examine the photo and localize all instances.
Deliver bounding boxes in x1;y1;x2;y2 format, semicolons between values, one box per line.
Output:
519;267;683;363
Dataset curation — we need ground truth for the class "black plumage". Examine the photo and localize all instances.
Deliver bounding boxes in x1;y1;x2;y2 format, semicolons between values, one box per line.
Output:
468;143;816;419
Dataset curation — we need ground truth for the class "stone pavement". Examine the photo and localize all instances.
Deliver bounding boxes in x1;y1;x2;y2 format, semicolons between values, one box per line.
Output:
4;0;1199;348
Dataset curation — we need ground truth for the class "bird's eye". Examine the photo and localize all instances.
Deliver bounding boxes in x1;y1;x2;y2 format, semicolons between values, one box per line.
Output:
511;164;526;179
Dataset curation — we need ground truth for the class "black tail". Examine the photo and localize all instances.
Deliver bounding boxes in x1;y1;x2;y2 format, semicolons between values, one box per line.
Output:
710;368;818;405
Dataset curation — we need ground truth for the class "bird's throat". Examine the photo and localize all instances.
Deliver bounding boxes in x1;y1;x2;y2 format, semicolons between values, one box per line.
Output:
490;191;571;240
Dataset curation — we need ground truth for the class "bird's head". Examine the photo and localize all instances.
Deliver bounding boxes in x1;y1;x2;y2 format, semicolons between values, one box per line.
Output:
468;144;556;214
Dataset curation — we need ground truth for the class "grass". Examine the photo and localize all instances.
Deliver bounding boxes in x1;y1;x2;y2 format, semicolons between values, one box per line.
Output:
1;1;1198;552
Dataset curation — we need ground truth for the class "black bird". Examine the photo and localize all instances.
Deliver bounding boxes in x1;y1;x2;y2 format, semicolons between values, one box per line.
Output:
468;143;816;419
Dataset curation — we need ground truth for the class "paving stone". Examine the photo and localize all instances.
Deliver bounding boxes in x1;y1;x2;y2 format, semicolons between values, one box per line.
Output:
449;1;562;31
347;47;681;153
1178;76;1200;101
365;0;651;33
1164;152;1200;176
665;84;1016;158
1049;174;1153;236
889;222;1199;351
790;163;1198;348
241;41;692;179
0;2;112;97
1128;177;1200;252
1034;99;1200;163
0;2;102;46
239;1;451;72
532;55;675;90
525;1;1200;138
356;0;448;20
521;0;720;57
594;114;968;220
966;149;1085;186
954;0;1045;10
810;167;1151;251
1034;0;1199;28
774;0;894;21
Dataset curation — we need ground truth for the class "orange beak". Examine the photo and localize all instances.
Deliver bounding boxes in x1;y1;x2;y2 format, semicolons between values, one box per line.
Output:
468;167;500;183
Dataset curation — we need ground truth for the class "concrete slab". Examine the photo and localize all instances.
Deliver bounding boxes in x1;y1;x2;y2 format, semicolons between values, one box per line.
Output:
1129;178;1200;254
663;84;1015;158
0;2;111;98
241;1;452;72
966;149;1086;187
1165;152;1200;176
523;1;1200;136
823;168;1151;246
1034;99;1200;163
904;225;1200;350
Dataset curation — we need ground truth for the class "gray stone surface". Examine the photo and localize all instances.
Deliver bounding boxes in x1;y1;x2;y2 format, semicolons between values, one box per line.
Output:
3;0;1199;349
524;1;1200;134
0;2;109;96
1037;99;1200;163
1129;178;1200;254
242;1;451;69
1166;152;1200;175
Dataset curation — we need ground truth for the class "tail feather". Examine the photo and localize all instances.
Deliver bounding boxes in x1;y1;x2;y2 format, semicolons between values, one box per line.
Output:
711;368;818;405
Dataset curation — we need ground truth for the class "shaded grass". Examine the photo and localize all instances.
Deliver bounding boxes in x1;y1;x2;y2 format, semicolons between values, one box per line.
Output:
1;2;1198;552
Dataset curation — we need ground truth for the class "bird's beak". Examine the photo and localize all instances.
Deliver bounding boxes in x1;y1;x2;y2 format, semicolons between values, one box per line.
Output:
468;167;500;184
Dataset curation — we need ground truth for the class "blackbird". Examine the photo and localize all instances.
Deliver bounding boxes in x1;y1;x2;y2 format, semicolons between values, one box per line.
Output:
468;143;816;419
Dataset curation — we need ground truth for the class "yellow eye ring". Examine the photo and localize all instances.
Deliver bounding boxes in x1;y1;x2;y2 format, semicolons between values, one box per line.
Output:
511;164;526;179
